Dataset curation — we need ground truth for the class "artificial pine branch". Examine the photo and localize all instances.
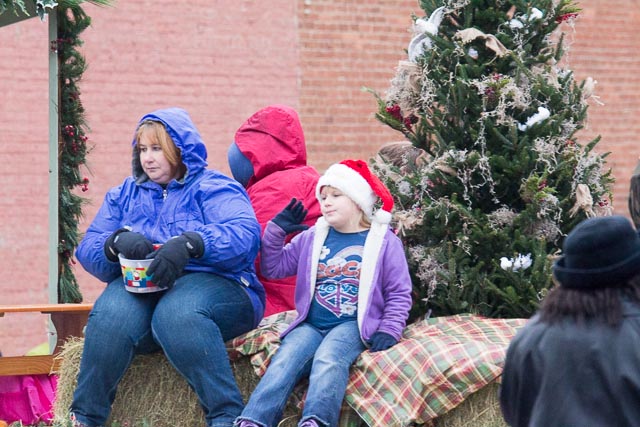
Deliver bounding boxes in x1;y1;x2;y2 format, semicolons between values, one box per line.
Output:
55;2;94;303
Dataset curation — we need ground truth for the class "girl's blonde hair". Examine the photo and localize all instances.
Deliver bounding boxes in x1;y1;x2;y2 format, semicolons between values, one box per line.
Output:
135;120;183;169
360;213;372;229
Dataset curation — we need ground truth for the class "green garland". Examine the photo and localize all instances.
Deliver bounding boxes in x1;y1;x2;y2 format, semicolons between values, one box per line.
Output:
55;1;111;303
55;4;92;302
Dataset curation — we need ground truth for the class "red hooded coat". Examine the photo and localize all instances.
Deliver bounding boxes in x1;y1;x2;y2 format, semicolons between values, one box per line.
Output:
234;105;321;317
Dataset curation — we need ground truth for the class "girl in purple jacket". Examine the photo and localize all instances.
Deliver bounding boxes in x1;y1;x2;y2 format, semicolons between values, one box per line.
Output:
235;159;413;427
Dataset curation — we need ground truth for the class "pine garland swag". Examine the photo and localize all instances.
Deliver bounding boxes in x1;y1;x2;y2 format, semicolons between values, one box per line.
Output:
55;4;93;303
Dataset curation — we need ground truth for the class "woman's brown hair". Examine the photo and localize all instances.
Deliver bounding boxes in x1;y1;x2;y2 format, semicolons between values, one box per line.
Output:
136;120;184;170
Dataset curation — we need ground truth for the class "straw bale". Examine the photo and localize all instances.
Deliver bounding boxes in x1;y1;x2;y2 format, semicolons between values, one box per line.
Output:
53;339;504;427
434;382;507;427
52;339;301;427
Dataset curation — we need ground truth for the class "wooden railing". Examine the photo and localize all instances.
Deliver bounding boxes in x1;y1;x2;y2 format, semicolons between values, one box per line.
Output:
0;303;93;376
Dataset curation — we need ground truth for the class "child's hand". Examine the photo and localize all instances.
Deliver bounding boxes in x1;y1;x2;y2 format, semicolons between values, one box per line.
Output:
368;331;398;352
272;198;310;234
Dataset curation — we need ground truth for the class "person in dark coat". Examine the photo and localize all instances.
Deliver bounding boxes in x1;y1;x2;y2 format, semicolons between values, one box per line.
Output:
500;215;640;427
228;104;322;317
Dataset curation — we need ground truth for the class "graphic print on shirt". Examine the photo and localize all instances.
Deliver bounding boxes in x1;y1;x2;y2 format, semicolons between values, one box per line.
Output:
315;244;363;317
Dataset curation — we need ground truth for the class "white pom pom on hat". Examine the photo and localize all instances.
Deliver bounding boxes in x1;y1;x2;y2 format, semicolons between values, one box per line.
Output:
316;159;394;224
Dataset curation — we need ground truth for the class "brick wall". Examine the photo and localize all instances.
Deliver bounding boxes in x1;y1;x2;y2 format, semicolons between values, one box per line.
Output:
0;0;638;356
297;0;418;167
0;16;52;356
568;2;640;207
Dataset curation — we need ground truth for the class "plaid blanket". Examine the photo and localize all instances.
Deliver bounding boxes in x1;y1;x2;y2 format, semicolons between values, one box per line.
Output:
227;312;527;427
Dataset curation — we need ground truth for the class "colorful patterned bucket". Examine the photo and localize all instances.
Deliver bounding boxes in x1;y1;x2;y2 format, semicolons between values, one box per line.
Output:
118;253;163;293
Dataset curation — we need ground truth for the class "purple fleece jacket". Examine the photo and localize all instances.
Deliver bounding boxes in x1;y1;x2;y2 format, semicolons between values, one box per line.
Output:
260;218;413;343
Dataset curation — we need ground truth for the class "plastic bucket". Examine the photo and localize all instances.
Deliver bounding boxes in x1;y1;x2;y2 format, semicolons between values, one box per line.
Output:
118;254;163;293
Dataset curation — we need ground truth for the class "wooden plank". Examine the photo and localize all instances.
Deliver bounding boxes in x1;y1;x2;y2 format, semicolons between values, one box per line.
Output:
0;303;93;315
0;303;92;376
0;355;60;376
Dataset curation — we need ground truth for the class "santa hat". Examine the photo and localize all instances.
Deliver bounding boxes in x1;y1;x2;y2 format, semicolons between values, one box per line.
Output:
316;159;394;224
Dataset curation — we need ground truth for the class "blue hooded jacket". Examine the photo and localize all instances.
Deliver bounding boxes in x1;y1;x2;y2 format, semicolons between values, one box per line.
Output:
76;107;265;326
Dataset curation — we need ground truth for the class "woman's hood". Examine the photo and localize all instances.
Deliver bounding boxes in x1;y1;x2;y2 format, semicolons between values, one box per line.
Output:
233;104;307;187
132;107;208;183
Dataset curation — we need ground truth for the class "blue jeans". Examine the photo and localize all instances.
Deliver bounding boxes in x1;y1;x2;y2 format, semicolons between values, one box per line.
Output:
71;272;255;427
237;321;365;427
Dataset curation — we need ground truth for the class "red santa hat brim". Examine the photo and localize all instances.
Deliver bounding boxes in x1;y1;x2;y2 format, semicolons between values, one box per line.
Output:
316;159;393;224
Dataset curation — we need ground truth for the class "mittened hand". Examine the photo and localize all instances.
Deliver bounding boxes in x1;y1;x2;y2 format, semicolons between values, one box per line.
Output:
146;232;204;289
368;331;398;352
272;198;309;235
104;229;154;262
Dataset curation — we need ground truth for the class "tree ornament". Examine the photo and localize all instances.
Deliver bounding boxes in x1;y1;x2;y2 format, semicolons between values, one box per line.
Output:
455;28;509;58
518;107;551;131
407;6;445;62
569;184;596;218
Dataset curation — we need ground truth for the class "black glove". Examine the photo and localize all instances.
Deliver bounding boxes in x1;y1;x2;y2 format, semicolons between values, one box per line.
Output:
272;198;309;235
146;232;204;289
104;228;154;262
368;331;398;352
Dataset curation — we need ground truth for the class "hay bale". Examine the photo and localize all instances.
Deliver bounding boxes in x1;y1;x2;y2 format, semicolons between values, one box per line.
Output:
53;339;301;427
53;339;505;427
54;338;203;426
434;382;507;427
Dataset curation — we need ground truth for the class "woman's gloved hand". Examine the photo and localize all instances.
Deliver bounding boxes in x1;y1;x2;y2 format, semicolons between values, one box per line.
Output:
146;232;204;289
368;331;398;352
272;198;309;235
104;228;154;262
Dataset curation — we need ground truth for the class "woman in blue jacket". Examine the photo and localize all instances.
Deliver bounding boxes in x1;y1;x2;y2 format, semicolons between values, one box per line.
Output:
70;108;265;427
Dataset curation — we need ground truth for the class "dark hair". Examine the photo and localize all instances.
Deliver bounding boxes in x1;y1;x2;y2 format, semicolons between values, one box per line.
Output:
539;274;640;327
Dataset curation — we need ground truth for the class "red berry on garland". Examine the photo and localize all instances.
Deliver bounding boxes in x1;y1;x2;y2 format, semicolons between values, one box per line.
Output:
538;179;547;191
403;115;418;130
556;12;578;23
385;104;403;121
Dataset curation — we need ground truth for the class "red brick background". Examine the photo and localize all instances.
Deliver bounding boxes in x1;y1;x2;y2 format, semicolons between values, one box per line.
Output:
0;0;638;356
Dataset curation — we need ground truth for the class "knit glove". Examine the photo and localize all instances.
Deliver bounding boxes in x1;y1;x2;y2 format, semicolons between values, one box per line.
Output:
272;198;309;235
104;228;154;262
146;232;204;289
368;331;398;352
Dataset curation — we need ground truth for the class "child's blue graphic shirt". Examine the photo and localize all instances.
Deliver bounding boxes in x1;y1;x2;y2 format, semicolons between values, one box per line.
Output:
307;228;368;329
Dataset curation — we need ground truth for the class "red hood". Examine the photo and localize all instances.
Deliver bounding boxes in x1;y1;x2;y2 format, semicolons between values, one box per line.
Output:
234;104;307;188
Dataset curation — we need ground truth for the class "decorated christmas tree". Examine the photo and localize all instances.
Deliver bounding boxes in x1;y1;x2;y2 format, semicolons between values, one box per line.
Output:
370;0;614;320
